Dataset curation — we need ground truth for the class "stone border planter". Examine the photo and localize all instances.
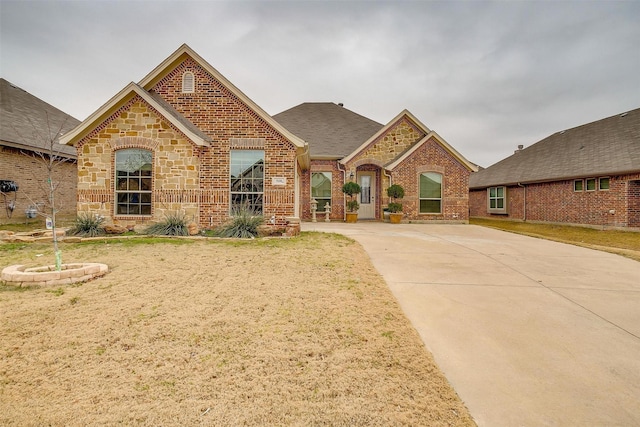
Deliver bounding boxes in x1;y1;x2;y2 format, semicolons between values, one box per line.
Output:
1;263;109;287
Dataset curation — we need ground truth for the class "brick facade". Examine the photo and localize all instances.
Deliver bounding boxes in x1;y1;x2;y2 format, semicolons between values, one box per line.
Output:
470;173;640;228
305;117;472;222
73;56;300;229
389;137;471;221
0;146;77;225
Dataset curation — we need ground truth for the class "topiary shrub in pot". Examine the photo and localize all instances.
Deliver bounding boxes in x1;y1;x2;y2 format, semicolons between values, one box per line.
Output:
386;184;405;224
342;181;361;223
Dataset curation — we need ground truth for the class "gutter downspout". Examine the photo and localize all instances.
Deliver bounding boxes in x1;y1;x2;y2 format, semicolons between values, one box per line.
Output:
338;162;348;222
518;183;526;221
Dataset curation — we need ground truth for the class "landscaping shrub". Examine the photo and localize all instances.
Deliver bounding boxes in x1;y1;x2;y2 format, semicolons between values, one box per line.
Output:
68;213;105;237
215;206;264;238
144;212;189;236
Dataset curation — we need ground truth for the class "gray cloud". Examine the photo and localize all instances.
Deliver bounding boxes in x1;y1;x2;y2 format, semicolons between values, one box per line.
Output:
1;0;638;167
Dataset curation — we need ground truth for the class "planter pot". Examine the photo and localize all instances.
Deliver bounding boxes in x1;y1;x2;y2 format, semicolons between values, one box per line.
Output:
389;213;403;224
345;213;358;223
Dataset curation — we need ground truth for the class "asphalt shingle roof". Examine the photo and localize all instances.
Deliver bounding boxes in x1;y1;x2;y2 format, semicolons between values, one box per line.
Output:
0;78;79;158
469;108;640;189
273;102;383;158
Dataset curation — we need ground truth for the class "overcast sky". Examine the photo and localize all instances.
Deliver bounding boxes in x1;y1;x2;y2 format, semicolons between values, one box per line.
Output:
1;0;638;167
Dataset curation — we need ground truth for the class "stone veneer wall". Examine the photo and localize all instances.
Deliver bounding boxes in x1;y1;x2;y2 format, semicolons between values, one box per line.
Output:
76;98;200;228
391;137;470;221
150;58;298;227
0;146;77;224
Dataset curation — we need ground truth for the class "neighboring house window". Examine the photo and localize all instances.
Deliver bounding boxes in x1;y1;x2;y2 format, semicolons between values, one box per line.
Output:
586;178;596;191
599;177;610;190
230;150;264;213
182;71;195;93
419;172;442;214
115;149;152;215
311;172;332;212
574;180;584;191
488;186;507;214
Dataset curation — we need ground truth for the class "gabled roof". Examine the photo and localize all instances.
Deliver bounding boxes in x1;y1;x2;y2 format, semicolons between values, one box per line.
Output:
59;83;211;147
340;109;477;171
138;44;307;152
340;109;429;165
385;130;478;172
469;108;640;189
273;102;383;158
0;78;79;158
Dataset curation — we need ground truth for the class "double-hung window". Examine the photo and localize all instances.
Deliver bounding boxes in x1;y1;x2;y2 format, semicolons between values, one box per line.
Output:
230;150;264;213
488;186;507;214
115;149;152;215
311;172;332;212
419;172;442;214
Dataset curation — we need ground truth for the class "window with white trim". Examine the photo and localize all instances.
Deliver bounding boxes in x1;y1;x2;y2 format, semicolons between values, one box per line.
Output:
599;177;610;190
311;172;332;212
182;71;195;93
488;186;507;214
419;172;442;214
230;150;264;214
574;180;584;191
115;149;152;215
586;178;596;191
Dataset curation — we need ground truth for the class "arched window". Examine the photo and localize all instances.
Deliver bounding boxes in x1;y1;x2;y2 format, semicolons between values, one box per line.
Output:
182;71;195;93
419;172;442;214
115;148;153;215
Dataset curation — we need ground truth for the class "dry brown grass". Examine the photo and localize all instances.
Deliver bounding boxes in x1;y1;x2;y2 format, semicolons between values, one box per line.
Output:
0;233;474;426
471;218;640;262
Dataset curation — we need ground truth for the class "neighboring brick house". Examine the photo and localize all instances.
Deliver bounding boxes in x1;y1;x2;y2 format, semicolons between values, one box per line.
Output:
0;78;80;224
469;108;640;229
275;105;477;222
60;44;475;228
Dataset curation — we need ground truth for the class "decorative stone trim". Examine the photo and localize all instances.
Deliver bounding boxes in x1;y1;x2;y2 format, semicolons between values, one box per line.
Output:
230;138;266;149
1;263;109;287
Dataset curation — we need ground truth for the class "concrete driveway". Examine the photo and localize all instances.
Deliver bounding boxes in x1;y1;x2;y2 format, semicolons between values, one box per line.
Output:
302;222;640;426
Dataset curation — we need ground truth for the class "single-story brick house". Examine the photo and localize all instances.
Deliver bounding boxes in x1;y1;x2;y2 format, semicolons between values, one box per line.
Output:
60;44;476;229
1;78;80;224
469;108;640;229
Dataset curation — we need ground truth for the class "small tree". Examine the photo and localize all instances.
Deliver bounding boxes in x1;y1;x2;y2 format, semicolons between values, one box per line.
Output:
15;112;74;271
386;184;405;213
342;181;361;213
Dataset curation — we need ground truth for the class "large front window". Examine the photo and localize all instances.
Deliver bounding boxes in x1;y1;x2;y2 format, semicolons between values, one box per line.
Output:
115;149;152;215
230;150;264;213
420;172;442;213
311;172;332;212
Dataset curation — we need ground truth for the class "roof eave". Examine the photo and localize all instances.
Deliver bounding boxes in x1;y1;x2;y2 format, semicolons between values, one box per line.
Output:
59;83;209;147
470;168;640;189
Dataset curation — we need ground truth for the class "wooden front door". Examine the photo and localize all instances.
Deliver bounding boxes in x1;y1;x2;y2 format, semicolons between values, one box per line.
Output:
358;172;376;219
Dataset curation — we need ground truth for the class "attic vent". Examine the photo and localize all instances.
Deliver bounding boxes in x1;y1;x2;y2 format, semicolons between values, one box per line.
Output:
560;130;565;134
620;112;628;117
182;72;195;93
338;103;344;107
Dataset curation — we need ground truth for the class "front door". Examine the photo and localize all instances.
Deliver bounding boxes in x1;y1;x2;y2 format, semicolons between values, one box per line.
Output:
358;172;376;219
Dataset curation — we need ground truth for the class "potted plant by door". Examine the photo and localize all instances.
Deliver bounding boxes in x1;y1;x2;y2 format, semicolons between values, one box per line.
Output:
386;184;405;224
342;181;361;223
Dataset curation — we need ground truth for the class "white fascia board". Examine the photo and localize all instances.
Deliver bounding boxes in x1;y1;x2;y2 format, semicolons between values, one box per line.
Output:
58;82;208;147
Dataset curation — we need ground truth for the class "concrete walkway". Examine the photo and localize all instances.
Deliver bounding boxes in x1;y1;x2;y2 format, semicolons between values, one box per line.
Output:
303;222;640;426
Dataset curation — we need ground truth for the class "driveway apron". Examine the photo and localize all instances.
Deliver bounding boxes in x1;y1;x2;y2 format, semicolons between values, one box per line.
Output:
303;222;640;427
